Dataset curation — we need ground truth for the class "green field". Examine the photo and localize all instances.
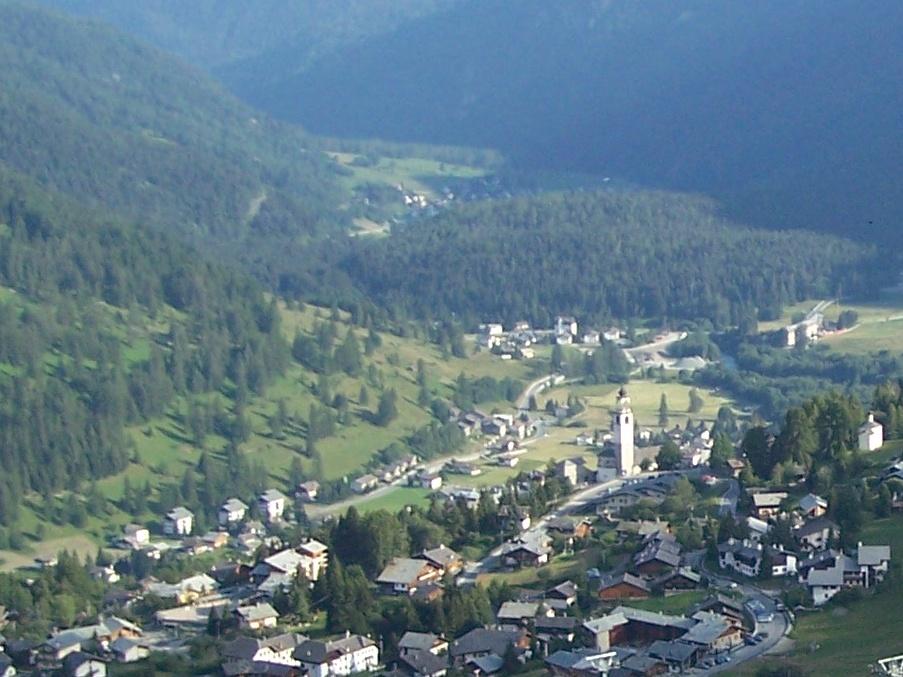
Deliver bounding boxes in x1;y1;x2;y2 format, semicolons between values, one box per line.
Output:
479;547;602;587
437;378;737;492
758;300;826;332
822;299;903;354
541;379;736;432
326;151;490;235
756;295;903;355
0;534;97;573
628;590;708;615
328;152;486;193
349;487;432;515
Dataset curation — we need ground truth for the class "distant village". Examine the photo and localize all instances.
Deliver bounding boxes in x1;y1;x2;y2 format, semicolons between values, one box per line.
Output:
476;315;626;361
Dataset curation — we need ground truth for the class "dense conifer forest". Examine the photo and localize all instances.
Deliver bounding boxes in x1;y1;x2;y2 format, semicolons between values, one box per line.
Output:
0;170;288;525
342;190;881;326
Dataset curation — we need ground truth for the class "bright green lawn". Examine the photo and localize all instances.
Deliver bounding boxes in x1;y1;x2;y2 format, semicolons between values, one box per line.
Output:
4;298;544;561
33;301;542;554
479;547;601;588
352;487;431;514
822;316;903;354
628;590;708;615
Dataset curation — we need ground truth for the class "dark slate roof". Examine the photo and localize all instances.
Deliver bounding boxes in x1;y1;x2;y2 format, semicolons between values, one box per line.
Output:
377;558;433;585
398;631;441;652
466;654;504;674
450;628;522;657
534;616;577;631
693;593;744;615
419;545;460;569
62;651;104;675
294;635;375;665
399;649;448;676
545;650;585;669
545;580;577;599
621;653;666;673
601;572;650;592
648;640;698;663
794;516;839;538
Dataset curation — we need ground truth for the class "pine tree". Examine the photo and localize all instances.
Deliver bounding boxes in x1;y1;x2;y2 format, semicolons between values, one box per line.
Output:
270;399;288;439
375;389;399;427
688;387;704;413
289;456;305;489
658;393;669;426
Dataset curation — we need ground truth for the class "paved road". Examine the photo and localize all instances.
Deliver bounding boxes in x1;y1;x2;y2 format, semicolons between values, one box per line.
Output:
705;591;788;674
517;373;560;411
624;331;687;361
690;555;792;674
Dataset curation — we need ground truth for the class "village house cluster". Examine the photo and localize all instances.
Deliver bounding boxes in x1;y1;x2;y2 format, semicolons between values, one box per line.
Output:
713;485;892;607
477;316;624;359
573;596;747;674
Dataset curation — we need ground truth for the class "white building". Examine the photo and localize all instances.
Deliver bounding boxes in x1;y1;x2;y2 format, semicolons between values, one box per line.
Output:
782;314;822;347
234;602;279;630
555;315;578;338
859;414;884;451
802;543;891;605
613;386;635;476
718;539;797;578
298;539;330;581
222;634;305;668
294;634;379;677
163;506;193;536
122;524;150;549
258;489;288;523
479;323;504;337
218;498;248;526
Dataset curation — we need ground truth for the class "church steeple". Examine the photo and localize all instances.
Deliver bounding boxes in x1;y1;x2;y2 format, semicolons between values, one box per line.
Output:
613;384;634;476
616;385;631;411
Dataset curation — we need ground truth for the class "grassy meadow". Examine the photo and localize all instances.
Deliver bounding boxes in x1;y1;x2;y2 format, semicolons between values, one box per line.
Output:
757;294;903;355
540;379;735;433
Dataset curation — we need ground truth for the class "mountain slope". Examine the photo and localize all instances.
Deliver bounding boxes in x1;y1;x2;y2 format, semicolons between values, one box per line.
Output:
342;190;881;327
0;1;343;259
32;0;456;86
0;165;293;524
141;0;901;243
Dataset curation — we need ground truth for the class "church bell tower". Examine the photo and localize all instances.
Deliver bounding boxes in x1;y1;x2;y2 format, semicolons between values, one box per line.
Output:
613;386;635;476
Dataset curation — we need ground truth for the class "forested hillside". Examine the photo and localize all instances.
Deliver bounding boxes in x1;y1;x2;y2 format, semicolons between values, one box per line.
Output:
35;0;454;75
0;168;290;528
342;190;880;327
84;0;898;244
0;1;343;264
